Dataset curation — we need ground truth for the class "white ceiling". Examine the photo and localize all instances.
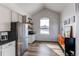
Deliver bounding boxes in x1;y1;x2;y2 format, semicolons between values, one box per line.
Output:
1;3;70;16
45;3;69;13
15;3;44;16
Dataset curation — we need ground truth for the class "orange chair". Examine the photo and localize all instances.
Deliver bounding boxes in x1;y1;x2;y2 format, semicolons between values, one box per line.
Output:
58;33;65;49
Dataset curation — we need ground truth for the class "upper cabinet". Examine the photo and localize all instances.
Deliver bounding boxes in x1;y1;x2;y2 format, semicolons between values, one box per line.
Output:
18;15;27;23
11;11;19;22
22;16;26;23
18;14;22;23
0;5;27;31
0;5;11;31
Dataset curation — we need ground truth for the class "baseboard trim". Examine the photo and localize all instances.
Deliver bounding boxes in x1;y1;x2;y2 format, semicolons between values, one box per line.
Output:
35;40;58;43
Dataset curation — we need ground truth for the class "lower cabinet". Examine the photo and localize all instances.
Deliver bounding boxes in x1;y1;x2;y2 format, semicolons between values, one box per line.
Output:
2;41;15;56
28;35;35;43
0;46;2;56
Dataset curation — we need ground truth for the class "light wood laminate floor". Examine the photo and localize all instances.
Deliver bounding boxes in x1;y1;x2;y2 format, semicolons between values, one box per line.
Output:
23;41;60;56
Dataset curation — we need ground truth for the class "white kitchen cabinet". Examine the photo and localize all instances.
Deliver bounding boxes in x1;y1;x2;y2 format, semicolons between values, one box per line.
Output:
2;41;15;56
11;11;19;22
18;14;22;23
0;5;11;31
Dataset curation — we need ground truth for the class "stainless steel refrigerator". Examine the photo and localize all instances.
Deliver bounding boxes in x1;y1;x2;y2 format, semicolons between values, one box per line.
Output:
11;22;28;56
17;23;28;56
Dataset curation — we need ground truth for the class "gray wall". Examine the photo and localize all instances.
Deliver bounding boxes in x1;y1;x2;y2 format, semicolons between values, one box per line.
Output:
31;8;60;41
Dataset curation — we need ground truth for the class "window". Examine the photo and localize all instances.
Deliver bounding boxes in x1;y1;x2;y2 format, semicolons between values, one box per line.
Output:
40;17;49;34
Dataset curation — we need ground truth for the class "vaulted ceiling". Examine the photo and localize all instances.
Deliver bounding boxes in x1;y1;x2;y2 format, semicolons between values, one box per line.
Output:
1;3;70;16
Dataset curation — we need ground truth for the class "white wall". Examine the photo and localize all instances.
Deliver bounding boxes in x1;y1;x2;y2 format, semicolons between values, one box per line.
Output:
60;3;76;37
31;8;60;41
60;3;78;55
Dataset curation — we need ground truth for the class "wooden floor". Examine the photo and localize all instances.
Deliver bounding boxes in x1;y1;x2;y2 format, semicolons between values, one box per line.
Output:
23;41;59;56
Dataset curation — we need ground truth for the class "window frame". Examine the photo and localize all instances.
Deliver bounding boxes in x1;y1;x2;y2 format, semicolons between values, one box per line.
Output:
40;17;49;35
